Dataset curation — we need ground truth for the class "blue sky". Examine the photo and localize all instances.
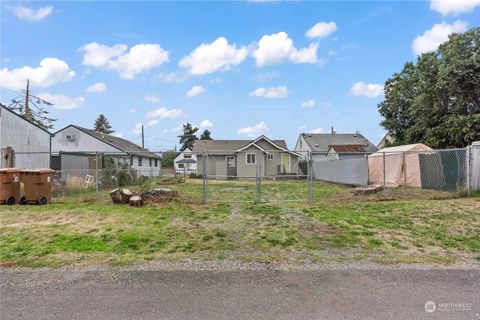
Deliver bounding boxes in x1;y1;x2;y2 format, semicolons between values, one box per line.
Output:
1;1;479;150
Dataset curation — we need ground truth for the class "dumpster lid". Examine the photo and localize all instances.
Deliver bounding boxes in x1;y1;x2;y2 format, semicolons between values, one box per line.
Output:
20;169;55;174
0;168;21;173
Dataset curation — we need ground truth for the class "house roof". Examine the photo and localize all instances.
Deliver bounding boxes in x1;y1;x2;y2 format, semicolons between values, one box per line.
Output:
371;143;432;155
0;104;53;136
193;136;289;154
328;144;367;153
55;125;160;158
300;133;378;153
176;158;196;164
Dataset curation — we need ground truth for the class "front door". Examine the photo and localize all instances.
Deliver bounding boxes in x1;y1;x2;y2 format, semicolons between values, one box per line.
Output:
281;153;290;174
226;156;237;179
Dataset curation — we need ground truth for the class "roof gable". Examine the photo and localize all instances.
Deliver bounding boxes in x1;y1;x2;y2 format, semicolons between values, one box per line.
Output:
299;133;378;153
1;104;53;136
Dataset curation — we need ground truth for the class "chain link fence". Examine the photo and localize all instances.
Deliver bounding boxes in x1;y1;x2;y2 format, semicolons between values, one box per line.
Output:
1;145;479;204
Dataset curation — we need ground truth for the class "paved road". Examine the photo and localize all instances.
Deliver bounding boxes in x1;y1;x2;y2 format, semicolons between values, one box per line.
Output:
1;268;479;319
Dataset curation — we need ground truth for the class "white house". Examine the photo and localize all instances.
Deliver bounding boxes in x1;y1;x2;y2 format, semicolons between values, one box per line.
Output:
174;148;197;174
0;104;52;169
52;125;161;177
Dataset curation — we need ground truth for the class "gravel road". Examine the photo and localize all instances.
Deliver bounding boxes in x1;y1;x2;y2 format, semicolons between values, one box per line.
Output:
1;266;479;320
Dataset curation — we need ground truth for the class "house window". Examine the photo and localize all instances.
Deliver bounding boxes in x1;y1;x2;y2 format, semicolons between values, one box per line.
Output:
184;153;192;159
155;159;158;167
149;158;152;167
130;156;133;166
246;153;256;165
138;156;143;166
178;163;185;169
267;154;274;160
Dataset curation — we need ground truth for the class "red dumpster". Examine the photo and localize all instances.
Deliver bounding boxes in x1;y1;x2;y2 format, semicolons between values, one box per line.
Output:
19;169;55;205
0;169;21;205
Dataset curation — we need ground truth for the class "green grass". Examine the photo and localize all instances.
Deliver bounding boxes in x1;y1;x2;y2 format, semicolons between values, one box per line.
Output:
1;180;479;268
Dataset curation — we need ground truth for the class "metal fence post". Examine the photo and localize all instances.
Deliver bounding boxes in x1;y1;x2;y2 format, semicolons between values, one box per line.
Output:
403;151;407;188
95;151;99;202
466;146;471;197
256;149;261;204
202;151;207;203
307;151;313;203
382;152;386;192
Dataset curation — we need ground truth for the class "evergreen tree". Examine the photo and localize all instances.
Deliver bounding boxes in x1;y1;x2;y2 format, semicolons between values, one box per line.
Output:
200;129;212;140
178;122;199;151
378;27;480;148
94;114;114;134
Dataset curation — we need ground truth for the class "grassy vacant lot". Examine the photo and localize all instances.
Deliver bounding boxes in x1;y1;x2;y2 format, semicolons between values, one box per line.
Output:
1;179;479;268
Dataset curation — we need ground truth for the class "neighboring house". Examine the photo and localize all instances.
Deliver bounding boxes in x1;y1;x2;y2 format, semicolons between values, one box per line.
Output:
51;125;161;177
174;148;197;174
192;135;300;179
377;133;396;149
294;132;377;161
326;144;369;160
0;104;52;169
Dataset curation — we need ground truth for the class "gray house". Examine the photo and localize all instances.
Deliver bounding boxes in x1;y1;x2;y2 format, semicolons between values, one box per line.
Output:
52;125;161;177
193;135;300;179
0;104;52;169
294;132;377;161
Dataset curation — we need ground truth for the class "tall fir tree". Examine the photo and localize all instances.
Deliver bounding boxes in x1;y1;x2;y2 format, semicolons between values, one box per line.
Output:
94;114;115;134
178;122;199;151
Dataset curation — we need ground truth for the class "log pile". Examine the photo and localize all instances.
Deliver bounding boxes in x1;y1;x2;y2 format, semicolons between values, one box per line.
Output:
129;195;143;207
110;188;135;204
353;185;383;195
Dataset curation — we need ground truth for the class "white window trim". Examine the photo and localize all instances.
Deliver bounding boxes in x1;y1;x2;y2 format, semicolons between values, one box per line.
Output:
267;153;274;160
246;153;256;165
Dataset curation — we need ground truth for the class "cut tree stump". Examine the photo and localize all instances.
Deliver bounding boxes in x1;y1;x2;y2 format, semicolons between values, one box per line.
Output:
110;188;123;204
353;185;383;195
121;188;133;204
129;195;143;207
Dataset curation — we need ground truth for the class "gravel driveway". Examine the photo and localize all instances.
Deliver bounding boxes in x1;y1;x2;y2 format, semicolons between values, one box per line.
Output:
1;266;479;320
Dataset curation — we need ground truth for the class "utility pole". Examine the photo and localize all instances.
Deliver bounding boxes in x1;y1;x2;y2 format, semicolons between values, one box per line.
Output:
25;79;30;118
141;125;144;148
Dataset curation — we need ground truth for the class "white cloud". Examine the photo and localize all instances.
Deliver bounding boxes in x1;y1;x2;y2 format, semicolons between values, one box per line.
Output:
200;119;213;129
298;124;307;131
305;22;338;39
253;71;280;82
79;42;169;79
350;81;384;98
144;94;160;103
0;58;76;91
186;86;206;98
310;128;324;134
155;71;190;83
129;108;137;113
10;5;53;21
237;121;268;137
430;0;480;16
301;99;315;108
38;93;85;110
252;32;318;66
86;82;107;92
147;107;184;119
250;86;288;99
179;37;248;75
412;20;467;55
